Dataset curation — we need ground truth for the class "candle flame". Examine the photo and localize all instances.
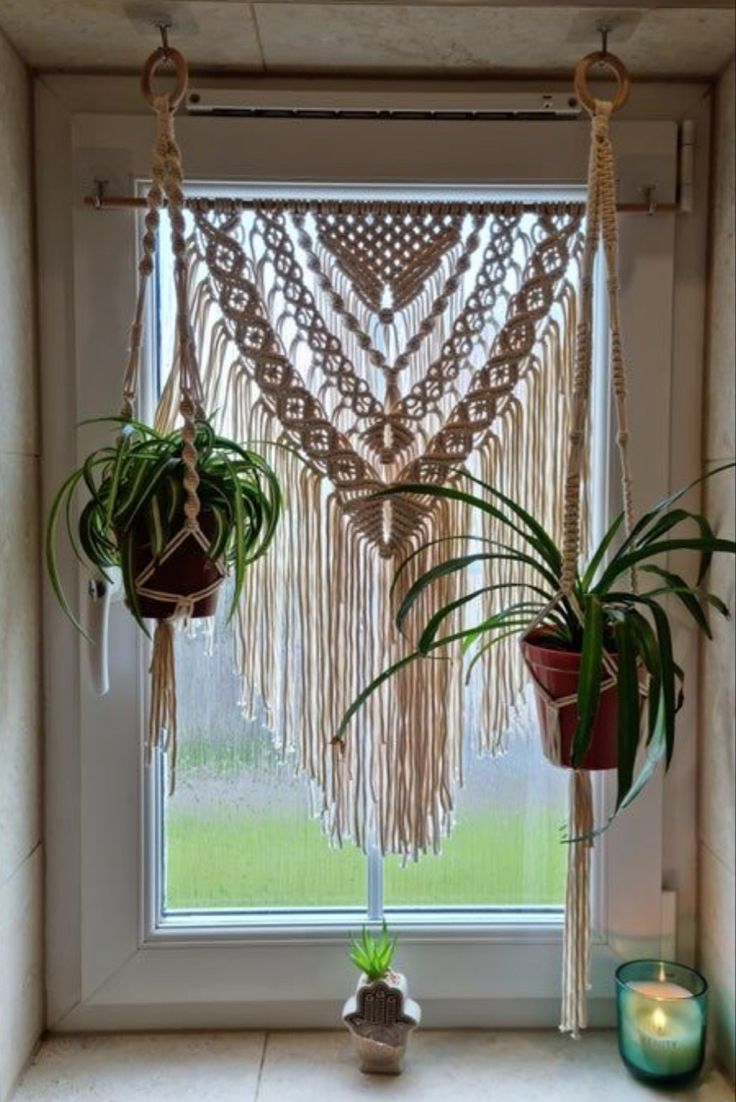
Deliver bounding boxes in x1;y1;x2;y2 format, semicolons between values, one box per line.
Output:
652;1008;668;1033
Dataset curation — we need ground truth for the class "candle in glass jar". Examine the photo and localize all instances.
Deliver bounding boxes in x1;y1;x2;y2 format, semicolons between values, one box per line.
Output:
616;961;708;1084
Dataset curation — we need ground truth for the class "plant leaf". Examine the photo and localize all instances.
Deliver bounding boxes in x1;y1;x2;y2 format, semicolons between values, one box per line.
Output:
571;596;604;768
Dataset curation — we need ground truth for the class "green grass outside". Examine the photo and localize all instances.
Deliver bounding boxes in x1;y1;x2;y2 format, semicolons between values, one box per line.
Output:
165;806;566;912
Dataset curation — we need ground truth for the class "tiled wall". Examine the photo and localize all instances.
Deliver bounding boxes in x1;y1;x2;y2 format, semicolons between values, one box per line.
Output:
0;26;43;1102
699;57;736;1087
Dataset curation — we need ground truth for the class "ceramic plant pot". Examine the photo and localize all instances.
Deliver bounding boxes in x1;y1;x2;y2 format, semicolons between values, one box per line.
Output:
522;631;622;771
126;510;224;620
342;970;421;1075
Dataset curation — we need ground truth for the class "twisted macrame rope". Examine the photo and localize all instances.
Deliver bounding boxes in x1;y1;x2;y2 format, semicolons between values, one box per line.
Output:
118;82;224;792
545;99;638;1039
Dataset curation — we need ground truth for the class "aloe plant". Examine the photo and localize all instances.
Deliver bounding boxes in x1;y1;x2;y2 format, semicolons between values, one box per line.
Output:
335;465;735;829
46;416;281;634
349;922;397;982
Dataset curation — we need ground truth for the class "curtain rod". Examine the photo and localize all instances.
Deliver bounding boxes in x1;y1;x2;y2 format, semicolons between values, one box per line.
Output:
83;194;675;215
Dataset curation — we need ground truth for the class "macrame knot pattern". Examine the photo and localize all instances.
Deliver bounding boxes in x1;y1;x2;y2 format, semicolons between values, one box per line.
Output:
161;192;586;859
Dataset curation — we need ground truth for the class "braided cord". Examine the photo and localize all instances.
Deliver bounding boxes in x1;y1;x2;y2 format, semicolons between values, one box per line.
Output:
560;99;637;595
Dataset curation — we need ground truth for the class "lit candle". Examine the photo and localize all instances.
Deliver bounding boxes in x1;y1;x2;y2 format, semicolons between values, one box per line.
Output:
616;961;708;1084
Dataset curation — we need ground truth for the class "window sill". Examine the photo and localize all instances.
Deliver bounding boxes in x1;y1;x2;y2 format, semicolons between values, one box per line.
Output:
14;1030;731;1101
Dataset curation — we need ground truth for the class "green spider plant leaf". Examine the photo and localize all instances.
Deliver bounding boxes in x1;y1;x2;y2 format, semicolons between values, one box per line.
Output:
625;608;661;747
118;527;148;637
581;511;625;589
333;652;421;744
638;564;714;638
618;461;735;554
571;596;604;768
417;582;554;655
455;467;564;574
613;616;642;810
595;537;736;595
395;551;559;636
378;480;559;572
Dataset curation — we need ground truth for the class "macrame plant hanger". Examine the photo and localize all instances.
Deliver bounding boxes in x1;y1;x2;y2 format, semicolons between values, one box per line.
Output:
121;39;225;788
521;46;637;1037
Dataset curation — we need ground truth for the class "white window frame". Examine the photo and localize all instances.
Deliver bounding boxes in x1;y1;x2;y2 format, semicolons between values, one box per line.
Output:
37;74;709;1032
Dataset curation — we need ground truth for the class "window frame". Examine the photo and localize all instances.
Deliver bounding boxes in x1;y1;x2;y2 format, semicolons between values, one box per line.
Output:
38;75;706;1031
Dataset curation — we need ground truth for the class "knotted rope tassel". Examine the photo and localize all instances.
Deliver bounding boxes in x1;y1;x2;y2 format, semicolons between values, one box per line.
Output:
148;619;178;794
560;770;594;1038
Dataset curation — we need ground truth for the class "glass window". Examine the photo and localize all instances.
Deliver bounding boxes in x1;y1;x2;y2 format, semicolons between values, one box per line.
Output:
156;187;575;923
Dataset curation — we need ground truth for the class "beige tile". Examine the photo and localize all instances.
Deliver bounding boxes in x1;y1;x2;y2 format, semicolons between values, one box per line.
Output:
13;1033;266;1102
699;845;736;1085
704;60;735;464
699;550;735;876
0;453;41;886
257;1029;733;1101
0;28;37;458
254;6;736;77
0;1;263;70
0;847;43;1102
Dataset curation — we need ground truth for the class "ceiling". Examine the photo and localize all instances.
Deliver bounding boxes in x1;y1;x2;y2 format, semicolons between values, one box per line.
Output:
0;1;733;77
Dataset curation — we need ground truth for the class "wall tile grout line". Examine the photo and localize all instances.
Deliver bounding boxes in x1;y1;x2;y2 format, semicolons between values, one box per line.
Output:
254;1031;269;1101
0;840;42;892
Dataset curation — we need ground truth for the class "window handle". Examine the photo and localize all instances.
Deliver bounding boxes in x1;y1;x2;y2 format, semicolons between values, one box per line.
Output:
87;569;122;695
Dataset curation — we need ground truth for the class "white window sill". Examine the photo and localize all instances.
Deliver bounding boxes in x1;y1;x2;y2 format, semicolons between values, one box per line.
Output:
13;1030;731;1101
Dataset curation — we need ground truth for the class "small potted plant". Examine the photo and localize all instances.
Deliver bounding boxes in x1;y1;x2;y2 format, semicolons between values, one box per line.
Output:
342;922;420;1075
335;466;735;826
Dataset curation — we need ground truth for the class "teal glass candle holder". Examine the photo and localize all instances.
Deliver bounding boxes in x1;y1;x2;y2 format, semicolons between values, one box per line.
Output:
616;960;708;1085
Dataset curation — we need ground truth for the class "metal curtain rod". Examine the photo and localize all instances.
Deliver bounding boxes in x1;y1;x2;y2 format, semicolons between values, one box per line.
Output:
83;194;673;215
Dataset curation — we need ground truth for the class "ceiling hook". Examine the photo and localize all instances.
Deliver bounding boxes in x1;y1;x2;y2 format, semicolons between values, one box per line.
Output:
156;20;172;57
599;25;611;56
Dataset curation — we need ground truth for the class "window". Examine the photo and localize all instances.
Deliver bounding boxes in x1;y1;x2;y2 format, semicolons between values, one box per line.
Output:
154;190;572;925
165;600;568;917
41;94;684;1028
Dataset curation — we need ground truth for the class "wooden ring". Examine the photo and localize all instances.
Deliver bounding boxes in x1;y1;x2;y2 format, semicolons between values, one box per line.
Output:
574;51;631;115
141;46;188;112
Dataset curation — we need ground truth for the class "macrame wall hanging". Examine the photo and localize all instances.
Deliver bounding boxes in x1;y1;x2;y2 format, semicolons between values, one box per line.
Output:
155;198;585;857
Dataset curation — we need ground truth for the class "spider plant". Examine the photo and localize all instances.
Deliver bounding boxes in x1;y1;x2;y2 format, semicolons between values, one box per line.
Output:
46;416;281;634
335;464;735;828
349;922;397;982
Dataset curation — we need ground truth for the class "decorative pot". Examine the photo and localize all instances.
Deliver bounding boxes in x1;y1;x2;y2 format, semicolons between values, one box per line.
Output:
126;510;224;620
522;631;621;771
342;970;421;1075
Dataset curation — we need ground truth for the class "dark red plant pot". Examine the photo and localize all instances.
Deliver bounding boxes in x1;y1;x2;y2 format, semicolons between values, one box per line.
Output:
521;631;620;771
127;511;224;621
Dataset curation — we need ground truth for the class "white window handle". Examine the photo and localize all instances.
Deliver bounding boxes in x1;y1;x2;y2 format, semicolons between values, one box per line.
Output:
87;568;122;695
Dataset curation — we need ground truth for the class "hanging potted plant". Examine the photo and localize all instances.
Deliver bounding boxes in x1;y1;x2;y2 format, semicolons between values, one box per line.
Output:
46;416;280;635
45;43;282;785
334;466;735;821
342;923;420;1075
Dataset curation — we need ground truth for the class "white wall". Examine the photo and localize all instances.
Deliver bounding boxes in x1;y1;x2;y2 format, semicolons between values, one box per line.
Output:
699;57;736;1087
0;25;43;1102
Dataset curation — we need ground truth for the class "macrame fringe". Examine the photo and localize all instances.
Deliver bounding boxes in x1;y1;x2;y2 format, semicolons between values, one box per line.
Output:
470;277;586;756
148;619;178;795
151;220;585;861
560;770;593;1038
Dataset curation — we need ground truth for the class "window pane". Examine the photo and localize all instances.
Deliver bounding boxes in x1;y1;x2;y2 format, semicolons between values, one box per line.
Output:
164;599;366;912
385;732;567;908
